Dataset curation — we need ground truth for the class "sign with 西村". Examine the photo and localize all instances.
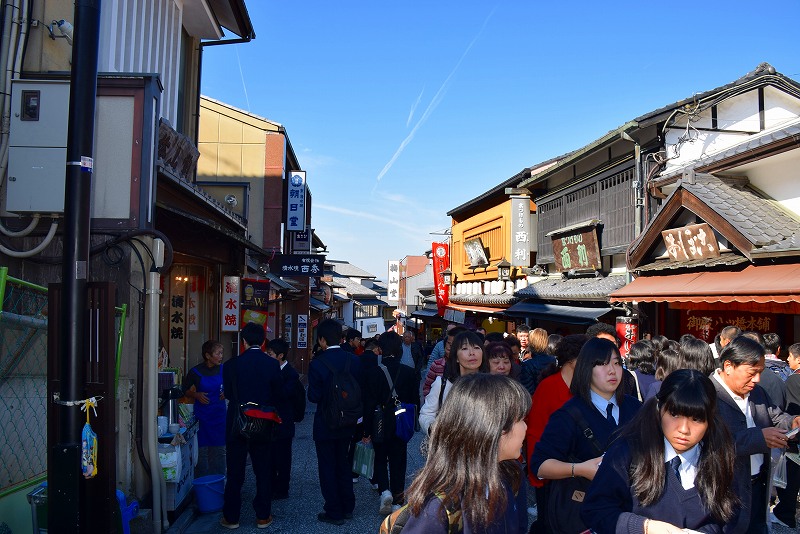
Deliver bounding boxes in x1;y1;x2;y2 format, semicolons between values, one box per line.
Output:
549;224;601;273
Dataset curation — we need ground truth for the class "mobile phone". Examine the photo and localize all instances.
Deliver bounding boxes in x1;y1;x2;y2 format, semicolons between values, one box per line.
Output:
786;428;799;439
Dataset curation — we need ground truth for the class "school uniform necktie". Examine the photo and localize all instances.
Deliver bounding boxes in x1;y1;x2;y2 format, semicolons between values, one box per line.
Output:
668;455;682;481
606;403;616;426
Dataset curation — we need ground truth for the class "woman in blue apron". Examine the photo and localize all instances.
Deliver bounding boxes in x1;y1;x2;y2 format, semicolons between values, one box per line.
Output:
184;340;227;477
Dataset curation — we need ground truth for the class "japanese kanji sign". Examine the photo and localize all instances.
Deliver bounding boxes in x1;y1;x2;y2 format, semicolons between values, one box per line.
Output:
510;196;531;267
271;254;323;276
241;278;271;330
387;260;400;304
432;242;450;316
222;276;240;332
286;171;306;232
661;223;720;263
297;314;308;349
550;225;601;273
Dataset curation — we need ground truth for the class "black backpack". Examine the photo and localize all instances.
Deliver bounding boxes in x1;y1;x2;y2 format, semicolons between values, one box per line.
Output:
319;356;363;429
291;377;307;423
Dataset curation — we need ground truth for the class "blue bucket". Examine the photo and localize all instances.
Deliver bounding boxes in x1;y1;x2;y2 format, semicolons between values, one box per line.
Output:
192;475;225;513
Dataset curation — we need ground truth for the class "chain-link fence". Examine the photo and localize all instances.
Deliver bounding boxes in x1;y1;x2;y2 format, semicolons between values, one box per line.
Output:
0;266;49;494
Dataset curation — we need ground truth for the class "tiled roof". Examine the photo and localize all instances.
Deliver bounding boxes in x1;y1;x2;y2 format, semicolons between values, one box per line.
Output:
682;175;800;253
635;254;749;272
327;260;376;279
448;294;519;307
330;273;379;297
515;275;627;301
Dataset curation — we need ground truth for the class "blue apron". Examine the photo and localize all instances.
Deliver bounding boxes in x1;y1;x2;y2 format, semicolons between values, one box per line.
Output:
192;364;226;447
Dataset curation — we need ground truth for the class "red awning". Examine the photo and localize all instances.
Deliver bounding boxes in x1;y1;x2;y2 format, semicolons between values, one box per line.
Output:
610;264;800;304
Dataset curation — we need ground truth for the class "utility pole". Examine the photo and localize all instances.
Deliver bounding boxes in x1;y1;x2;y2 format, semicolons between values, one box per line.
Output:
50;1;101;532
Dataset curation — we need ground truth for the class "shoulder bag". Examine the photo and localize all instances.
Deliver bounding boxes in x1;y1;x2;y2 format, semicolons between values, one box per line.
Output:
547;403;604;534
231;362;281;441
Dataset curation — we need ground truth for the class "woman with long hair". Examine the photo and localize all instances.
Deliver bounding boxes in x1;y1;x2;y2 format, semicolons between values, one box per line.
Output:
581;369;737;534
418;330;487;434
403;373;531;533
530;337;641;533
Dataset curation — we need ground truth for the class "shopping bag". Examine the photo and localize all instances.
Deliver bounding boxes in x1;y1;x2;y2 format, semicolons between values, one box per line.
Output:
772;451;787;489
352;441;374;479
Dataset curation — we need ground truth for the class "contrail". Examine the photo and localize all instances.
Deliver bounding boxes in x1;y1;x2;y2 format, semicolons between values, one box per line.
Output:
372;6;497;193
407;86;425;127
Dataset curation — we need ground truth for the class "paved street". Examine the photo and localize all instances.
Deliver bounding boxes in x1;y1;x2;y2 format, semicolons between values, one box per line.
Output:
172;403;428;534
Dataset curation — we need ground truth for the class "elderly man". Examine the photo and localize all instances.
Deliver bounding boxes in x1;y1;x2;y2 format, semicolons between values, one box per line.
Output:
712;336;800;534
400;330;425;373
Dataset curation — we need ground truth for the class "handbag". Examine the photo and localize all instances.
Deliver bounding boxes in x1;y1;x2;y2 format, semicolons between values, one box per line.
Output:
378;364;416;443
547;404;605;534
352;441;375;479
231;364;281;441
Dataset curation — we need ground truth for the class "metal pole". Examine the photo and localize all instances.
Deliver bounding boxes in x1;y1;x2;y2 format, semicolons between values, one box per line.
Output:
51;1;101;532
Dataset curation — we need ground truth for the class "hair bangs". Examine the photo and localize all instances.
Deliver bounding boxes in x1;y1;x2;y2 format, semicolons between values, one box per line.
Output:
657;369;716;422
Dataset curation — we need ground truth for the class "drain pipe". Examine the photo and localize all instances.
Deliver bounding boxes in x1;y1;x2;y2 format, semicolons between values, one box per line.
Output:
145;238;166;532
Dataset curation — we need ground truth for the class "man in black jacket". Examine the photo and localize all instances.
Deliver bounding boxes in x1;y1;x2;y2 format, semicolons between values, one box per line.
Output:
220;322;283;530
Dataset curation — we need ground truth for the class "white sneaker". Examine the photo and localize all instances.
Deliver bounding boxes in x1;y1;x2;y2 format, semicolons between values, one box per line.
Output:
379;490;393;516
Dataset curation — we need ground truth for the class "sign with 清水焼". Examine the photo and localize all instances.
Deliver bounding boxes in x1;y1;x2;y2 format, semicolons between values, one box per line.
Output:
550;225;601;273
661;223;720;262
271;254;323;276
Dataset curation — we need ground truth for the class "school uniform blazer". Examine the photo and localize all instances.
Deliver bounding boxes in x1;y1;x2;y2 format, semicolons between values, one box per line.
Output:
274;363;300;440
222;347;282;439
581;439;723;534
712;380;795;533
307;346;363;441
529;395;641;477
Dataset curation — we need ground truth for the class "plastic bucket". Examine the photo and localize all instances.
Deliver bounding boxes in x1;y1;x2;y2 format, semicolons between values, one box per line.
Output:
192;475;225;513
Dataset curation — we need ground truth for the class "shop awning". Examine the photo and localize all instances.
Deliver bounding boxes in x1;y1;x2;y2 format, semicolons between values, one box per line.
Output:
447;303;507;315
309;298;330;312
355;298;387;307
503;302;612;324
609;264;800;304
411;308;441;318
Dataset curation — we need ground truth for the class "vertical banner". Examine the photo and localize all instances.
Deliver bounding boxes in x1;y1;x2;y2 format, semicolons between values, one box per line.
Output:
286;171;307;232
169;277;187;369
510;195;531;267
387;260;400;304
297;314;308;349
222;276;240;332
241;278;271;330
432;242;450;316
616;316;639;359
187;277;199;332
284;315;293;347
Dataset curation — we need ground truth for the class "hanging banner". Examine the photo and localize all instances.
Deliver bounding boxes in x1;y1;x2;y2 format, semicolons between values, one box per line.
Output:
187;277;199;332
284;315;293;347
222;276;240;332
297;314;308;349
510;196;531;267
286;171;307;231
241;278;271;329
387;260;400;304
615;316;638;359
432;242;450;316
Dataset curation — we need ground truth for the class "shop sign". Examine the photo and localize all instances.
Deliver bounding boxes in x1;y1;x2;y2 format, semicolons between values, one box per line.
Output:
432;242;450;315
221;276;240;332
271;254;323;276
443;308;465;324
387;260;400;303
662;223;720;262
615;316;638;358
681;309;774;342
510;196;531;267
286;171;306;231
292;229;311;253
464;237;489;268
241;278;271;329
551;226;601;273
297;314;308;349
187;279;199;332
284;315;293;347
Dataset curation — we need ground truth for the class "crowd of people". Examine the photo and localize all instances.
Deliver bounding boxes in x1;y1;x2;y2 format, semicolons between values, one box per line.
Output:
183;319;800;533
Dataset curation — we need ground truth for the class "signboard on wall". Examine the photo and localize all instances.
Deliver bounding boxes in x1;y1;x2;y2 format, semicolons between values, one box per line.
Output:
284;315;293;347
464;237;489;268
510;196;531;267
241;278;271;329
292;229;311;253
286;171;306;231
221;276;240;332
550;225;601;273
661;223;720;262
271;254;323;276
297;314;308;349
681;309;774;342
387;260;400;304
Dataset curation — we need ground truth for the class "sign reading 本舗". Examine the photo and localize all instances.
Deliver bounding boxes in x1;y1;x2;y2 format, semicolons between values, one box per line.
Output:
510;196;531;267
387;260;400;304
549;224;601;273
661;223;720;262
286;171;306;232
271;254;323;276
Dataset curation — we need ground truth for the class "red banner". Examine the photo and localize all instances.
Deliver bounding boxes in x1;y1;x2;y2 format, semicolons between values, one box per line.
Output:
616;316;638;359
432;242;450;316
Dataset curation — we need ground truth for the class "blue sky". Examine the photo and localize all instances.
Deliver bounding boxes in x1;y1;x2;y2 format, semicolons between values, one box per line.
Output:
200;1;800;280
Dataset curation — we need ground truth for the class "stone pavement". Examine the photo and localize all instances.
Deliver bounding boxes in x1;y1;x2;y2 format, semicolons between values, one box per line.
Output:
168;403;428;534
